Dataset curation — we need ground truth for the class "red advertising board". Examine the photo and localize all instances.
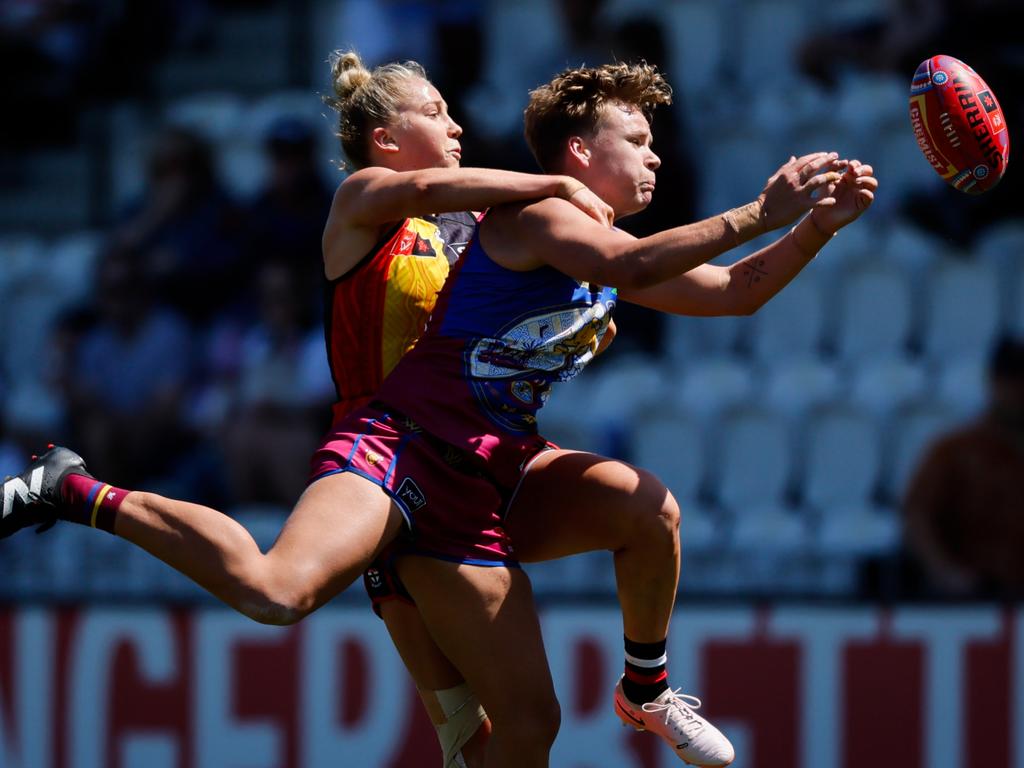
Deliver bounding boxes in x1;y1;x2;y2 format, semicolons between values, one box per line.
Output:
0;605;1019;767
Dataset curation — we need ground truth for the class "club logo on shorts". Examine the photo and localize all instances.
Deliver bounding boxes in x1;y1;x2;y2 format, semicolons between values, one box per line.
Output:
396;477;427;512
365;449;384;467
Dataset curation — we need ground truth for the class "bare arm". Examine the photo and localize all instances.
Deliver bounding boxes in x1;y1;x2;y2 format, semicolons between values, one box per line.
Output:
323;166;613;280
619;162;878;315
619;212;833;315
481;153;853;290
483;199;752;290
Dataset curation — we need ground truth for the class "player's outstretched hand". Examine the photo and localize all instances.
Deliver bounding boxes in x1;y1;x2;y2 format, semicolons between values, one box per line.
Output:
758;152;848;230
565;183;616;227
810;160;877;233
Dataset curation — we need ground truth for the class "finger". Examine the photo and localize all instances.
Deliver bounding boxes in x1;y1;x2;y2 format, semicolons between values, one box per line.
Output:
802;170;843;191
855;176;879;191
803;153;846;176
853;163;873;176
794;151;836;171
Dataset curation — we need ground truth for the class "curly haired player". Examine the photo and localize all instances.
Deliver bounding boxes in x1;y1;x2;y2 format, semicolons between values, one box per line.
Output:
2;59;872;767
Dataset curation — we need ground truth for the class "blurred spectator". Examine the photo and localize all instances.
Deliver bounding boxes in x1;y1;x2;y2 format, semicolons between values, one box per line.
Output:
56;247;196;490
111;125;245;323
212;260;334;506
902;336;1024;598
245;116;332;302
0;0;100;146
0;1;191;147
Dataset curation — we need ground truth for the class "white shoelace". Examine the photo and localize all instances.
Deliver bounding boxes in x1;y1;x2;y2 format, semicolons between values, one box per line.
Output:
641;689;705;731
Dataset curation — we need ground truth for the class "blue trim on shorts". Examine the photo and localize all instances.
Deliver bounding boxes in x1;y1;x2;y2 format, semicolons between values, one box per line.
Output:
384;430;414;487
343;417;378;466
308;466;416;534
400;548;522;569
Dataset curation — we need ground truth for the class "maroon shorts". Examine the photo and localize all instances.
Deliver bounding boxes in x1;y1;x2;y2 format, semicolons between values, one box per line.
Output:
309;403;521;568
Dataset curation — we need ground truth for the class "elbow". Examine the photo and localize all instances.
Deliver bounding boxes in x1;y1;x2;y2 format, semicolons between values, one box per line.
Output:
735;297;762;316
616;258;663;291
407;171;433;199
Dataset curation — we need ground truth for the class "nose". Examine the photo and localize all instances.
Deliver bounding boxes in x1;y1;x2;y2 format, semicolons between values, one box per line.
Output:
646;149;661;171
448;116;463;139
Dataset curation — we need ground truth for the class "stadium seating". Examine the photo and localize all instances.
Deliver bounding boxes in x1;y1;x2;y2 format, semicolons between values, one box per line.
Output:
921;258;1000;365
833;261;913;363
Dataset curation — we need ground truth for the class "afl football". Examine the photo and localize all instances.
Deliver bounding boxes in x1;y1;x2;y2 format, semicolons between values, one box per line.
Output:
909;55;1009;194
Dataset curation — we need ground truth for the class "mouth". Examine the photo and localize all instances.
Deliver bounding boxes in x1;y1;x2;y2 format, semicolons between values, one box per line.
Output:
639;181;656;194
448;146;462;159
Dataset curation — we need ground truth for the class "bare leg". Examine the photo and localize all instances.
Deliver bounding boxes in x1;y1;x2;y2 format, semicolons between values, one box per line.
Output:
397;557;559;768
114;472;404;624
505;449;680;641
380;601;491;767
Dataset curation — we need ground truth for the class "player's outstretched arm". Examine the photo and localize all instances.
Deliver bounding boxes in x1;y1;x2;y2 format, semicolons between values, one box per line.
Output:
722;151;848;242
620;162;878;316
324;166;612;279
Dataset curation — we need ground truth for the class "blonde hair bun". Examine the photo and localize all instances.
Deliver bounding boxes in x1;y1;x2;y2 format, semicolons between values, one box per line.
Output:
330;50;373;104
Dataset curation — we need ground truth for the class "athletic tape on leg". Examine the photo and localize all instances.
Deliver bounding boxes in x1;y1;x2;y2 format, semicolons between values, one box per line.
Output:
418;683;487;768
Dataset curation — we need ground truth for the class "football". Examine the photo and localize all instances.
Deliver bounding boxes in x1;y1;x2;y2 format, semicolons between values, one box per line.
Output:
909;54;1010;194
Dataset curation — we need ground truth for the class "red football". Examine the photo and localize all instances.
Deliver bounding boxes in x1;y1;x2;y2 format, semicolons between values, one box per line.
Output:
909;54;1010;194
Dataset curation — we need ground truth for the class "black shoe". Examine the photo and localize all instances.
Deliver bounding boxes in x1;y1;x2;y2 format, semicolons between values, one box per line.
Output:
1;445;93;538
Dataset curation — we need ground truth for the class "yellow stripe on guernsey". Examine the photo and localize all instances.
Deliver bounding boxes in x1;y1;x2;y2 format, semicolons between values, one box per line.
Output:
90;484;112;528
381;218;451;377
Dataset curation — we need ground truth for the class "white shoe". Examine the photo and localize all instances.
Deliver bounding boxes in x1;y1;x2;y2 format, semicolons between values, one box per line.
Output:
613;678;735;766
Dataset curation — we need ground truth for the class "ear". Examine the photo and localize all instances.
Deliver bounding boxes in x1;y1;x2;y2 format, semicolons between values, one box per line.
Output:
567;135;592;168
370;126;400;155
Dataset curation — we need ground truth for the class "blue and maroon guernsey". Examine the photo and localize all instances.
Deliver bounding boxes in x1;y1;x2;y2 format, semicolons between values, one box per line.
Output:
375;227;617;486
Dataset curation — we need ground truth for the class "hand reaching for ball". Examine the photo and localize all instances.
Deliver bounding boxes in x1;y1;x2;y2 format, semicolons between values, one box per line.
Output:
810;160;878;234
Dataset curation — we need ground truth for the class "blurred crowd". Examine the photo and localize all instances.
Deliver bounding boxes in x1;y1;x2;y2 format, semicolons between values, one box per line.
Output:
2;0;1023;601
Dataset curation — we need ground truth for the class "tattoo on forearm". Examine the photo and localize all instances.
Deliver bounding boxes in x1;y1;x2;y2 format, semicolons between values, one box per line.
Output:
742;258;768;288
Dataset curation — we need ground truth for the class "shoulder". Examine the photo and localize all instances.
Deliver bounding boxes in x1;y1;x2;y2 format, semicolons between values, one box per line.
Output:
332;167;394;210
483;197;579;238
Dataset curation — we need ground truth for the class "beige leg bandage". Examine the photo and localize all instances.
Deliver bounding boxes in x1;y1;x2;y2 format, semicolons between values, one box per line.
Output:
418;683;488;768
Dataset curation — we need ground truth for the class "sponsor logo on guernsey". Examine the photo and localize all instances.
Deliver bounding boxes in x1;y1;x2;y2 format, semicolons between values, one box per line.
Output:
396;477;427;512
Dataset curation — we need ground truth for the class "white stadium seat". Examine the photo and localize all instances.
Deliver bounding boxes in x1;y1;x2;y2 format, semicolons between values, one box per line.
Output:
816;503;900;556
748;265;825;363
713;406;791;513
936;357;988;419
849;358;928;419
673;357;754;425
764;358;842;419
883;402;960;503
164;92;245;143
799;405;881;512
921;258;1000;365
833;261;912;363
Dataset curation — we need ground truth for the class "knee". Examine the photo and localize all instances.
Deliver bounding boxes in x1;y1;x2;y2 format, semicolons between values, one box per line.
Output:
632;469;681;542
502;695;561;750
